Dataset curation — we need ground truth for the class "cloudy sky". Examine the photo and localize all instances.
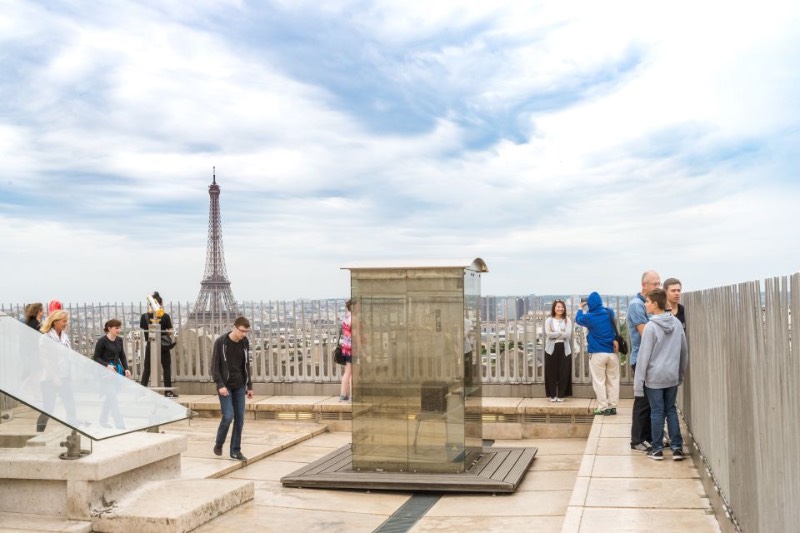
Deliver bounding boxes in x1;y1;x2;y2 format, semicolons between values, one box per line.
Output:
2;0;798;305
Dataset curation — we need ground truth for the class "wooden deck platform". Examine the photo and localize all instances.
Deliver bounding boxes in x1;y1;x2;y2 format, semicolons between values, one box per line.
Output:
280;444;537;493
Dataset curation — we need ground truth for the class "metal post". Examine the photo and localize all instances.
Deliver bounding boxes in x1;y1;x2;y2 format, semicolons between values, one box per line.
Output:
59;429;90;460
149;321;161;393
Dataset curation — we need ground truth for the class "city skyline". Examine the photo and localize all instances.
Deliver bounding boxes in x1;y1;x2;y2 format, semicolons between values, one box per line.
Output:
2;1;799;303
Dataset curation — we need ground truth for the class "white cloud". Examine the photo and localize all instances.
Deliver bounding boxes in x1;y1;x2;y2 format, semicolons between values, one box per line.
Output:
1;0;798;304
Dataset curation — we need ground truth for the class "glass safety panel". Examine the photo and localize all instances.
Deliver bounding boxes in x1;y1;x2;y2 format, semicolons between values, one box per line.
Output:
351;272;409;472
406;269;465;473
0;313;191;440
350;267;471;474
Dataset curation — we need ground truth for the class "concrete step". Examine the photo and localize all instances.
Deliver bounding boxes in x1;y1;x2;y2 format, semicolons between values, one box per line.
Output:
90;478;253;533
0;512;91;532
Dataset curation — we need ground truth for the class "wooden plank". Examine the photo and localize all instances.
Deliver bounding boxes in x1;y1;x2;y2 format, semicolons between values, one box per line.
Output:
489;448;524;481
501;448;536;486
474;448;508;479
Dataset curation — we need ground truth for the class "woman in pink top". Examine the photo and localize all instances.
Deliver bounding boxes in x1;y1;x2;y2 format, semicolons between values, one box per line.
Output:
338;299;354;402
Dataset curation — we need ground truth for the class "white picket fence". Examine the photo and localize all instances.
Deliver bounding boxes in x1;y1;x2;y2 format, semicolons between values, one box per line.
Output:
1;297;634;386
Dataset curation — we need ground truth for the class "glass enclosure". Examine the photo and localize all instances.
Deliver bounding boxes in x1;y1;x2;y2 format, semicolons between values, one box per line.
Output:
347;259;487;473
0;313;190;441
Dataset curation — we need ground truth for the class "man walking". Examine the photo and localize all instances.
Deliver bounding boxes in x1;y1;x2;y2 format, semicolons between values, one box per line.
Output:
575;292;619;415
211;317;253;461
633;288;688;460
627;270;661;451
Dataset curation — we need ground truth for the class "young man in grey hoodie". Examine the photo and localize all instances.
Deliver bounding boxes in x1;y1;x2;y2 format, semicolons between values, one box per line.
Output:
633;288;689;461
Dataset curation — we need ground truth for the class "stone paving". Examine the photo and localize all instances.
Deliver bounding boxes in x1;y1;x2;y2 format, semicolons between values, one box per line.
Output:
0;398;722;532
173;400;719;532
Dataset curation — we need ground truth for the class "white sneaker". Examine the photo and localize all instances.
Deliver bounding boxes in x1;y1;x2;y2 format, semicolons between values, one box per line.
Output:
549;397;557;402
556;397;565;402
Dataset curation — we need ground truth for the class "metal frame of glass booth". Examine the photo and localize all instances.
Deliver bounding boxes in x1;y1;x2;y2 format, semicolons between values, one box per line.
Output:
344;258;487;473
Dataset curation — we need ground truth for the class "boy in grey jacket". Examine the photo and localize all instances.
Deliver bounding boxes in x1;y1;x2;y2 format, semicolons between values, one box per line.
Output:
633;288;689;461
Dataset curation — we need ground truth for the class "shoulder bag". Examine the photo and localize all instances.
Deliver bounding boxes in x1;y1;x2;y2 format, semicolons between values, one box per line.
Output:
606;308;629;355
333;328;345;365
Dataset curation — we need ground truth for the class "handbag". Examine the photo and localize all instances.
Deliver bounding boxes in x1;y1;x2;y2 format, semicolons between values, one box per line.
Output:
333;345;345;365
161;332;173;348
333;329;346;365
606;308;629;355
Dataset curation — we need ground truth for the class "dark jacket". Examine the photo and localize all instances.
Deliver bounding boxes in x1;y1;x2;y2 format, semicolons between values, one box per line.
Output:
140;312;173;353
575;292;616;353
93;335;129;371
211;333;252;391
139;312;173;339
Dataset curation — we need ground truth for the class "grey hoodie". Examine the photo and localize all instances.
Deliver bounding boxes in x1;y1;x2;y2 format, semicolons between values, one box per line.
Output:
633;312;688;396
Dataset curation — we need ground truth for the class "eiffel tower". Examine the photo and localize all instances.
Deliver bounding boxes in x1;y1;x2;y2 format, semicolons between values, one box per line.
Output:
187;168;239;330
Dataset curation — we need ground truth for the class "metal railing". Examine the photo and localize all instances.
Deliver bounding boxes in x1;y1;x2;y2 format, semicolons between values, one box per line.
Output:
1;297;634;387
683;273;798;533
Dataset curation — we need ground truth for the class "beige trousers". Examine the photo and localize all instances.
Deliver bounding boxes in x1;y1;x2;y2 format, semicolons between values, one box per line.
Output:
588;352;619;410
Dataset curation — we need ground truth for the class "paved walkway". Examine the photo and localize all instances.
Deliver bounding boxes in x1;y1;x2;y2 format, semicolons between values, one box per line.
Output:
0;398;721;532
562;399;719;532
173;398;720;532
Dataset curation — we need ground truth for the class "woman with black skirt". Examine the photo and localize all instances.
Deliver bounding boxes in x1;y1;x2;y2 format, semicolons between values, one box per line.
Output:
544;299;573;402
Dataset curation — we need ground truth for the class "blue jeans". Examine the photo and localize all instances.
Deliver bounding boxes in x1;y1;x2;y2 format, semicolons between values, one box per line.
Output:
215;386;246;455
645;385;683;452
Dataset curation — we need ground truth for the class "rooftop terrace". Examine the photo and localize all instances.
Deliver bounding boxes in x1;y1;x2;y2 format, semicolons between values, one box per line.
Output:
0;396;720;532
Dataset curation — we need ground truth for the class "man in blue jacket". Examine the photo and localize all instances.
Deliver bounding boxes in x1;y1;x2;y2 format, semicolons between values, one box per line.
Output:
575;292;619;415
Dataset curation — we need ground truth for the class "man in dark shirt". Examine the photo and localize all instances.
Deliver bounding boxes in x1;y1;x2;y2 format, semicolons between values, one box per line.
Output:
662;277;685;447
211;317;253;461
663;278;685;327
139;291;176;396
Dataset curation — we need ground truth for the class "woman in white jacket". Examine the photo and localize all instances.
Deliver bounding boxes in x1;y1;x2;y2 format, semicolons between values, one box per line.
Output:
36;310;77;432
544;300;572;402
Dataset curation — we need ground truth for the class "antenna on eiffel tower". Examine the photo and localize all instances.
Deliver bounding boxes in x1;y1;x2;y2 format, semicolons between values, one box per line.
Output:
187;168;239;332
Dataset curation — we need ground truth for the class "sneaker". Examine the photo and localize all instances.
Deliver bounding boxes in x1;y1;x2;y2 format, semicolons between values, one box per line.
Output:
213;444;222;456
606;407;617;415
556;397;565;402
647;449;664;461
338;395;349;402
672;449;685;461
165;391;178;398
631;442;651;452
592;408;606;415
230;452;247;461
550;397;557;402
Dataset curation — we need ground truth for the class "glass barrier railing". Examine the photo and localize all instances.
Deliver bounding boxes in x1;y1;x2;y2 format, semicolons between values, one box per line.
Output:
0;313;190;440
